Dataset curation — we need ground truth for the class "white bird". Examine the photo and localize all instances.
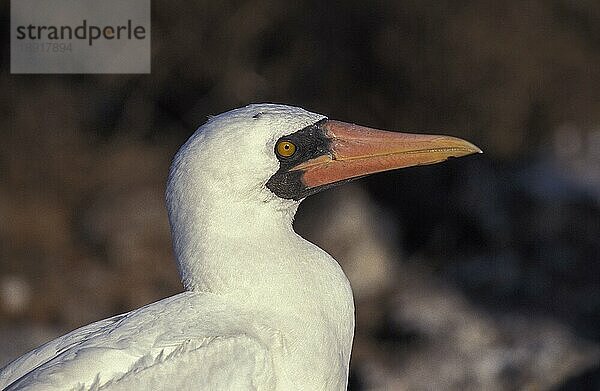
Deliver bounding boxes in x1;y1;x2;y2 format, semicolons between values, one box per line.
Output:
0;104;480;390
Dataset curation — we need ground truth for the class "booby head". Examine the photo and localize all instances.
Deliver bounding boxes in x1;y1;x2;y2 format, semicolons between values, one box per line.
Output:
166;103;480;291
168;103;480;202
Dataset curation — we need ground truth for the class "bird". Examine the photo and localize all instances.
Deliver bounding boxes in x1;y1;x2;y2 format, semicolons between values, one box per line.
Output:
0;104;481;390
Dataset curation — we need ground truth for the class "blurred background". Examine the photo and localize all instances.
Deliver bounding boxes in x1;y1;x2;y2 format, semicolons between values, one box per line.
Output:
1;1;600;389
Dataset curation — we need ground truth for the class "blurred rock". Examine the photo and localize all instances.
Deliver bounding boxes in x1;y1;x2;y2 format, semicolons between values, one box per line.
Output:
0;275;31;315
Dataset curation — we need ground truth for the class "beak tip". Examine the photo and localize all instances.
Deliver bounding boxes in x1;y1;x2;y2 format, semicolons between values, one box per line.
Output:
461;140;483;156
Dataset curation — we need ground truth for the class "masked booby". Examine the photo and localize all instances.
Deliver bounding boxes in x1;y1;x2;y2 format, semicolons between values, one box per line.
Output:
0;104;481;390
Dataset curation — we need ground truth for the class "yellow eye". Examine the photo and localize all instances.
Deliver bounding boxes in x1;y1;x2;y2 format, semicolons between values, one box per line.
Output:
276;140;296;157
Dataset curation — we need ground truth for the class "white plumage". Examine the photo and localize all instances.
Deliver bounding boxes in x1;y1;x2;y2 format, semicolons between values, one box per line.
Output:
1;103;479;390
1;105;354;390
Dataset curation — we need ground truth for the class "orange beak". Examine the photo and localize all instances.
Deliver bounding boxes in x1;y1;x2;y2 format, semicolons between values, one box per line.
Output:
293;120;481;189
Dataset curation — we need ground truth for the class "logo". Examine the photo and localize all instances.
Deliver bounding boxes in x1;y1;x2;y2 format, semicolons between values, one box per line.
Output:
11;0;150;74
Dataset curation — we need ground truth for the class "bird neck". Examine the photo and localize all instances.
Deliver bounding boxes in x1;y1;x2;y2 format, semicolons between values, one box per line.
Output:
168;191;355;388
169;194;293;289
